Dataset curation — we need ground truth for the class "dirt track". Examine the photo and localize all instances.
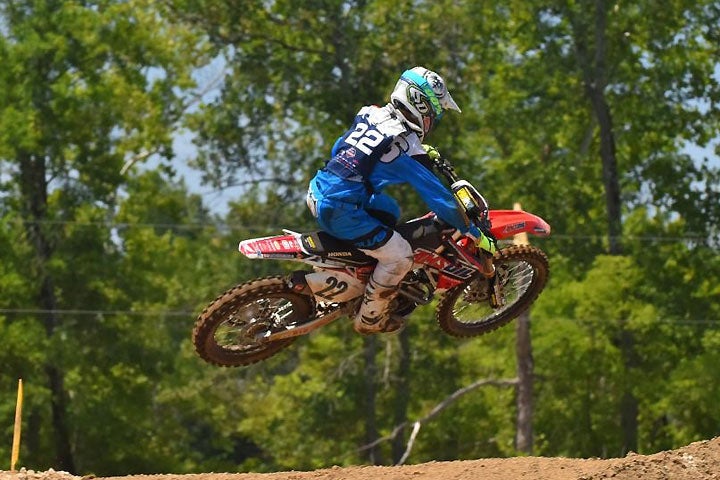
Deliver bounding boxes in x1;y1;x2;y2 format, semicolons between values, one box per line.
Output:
3;436;719;480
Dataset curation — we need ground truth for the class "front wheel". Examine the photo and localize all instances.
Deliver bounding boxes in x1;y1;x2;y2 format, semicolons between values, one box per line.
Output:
436;245;549;337
193;276;314;367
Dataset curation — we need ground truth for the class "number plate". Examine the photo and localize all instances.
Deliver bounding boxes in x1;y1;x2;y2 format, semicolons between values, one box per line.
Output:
305;270;365;302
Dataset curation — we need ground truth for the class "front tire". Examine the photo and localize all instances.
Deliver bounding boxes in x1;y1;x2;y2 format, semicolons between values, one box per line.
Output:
193;276;314;367
436;245;549;337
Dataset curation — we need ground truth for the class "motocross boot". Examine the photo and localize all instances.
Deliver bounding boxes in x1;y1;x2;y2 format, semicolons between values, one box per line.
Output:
354;278;404;334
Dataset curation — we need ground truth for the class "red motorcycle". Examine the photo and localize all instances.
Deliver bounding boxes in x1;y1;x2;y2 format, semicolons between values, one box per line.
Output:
193;156;551;367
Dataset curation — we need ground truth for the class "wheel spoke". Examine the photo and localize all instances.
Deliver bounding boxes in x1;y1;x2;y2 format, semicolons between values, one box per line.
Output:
453;259;536;324
435;245;550;338
193;277;317;367
215;296;304;352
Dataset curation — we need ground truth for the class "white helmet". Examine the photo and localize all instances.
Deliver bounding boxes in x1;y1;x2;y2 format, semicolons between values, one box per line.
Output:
390;66;461;138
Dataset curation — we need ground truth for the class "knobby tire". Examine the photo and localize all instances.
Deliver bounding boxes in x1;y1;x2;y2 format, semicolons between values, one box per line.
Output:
193;276;314;367
436;245;549;337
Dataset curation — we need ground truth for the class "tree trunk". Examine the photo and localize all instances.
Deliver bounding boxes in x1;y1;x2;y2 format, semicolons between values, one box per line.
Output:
619;327;640;454
572;0;637;455
362;336;383;464
515;310;534;454
586;86;623;255
572;0;623;255
512;205;533;454
19;152;77;473
391;328;412;464
46;364;76;472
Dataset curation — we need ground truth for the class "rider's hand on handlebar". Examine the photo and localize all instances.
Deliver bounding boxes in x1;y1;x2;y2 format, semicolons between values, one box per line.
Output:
467;226;497;255
422;144;441;161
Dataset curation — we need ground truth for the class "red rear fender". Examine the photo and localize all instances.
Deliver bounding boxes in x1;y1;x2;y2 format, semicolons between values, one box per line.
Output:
239;234;302;259
489;210;551;240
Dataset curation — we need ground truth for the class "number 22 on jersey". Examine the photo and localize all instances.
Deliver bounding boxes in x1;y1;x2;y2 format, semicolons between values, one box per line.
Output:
344;122;385;156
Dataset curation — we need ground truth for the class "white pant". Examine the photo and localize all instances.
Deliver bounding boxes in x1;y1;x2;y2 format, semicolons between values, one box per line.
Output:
359;231;414;288
354;231;413;331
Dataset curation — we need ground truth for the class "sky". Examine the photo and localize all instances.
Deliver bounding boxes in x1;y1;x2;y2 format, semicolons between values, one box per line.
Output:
170;134;719;217
166;47;720;218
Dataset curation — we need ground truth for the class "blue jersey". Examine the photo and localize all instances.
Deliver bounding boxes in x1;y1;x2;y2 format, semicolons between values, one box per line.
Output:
310;103;478;242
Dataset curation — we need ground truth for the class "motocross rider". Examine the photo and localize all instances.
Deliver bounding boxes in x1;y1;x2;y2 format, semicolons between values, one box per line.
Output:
306;66;496;334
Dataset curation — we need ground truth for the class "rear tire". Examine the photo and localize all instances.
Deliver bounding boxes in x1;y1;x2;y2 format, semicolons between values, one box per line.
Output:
436;245;549;337
193;276;314;367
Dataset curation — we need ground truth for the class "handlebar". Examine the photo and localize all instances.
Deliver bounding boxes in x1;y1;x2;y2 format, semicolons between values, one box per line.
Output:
431;155;460;184
431;155;493;239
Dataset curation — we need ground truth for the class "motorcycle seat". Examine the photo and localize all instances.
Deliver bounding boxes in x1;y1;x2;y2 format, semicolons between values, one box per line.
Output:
299;231;375;265
299;216;447;264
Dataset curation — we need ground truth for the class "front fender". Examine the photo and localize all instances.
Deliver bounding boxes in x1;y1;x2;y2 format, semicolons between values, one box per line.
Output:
488;210;551;240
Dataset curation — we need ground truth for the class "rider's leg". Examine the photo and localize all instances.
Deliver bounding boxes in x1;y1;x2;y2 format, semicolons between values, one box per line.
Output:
355;230;413;334
365;192;400;227
310;195;413;333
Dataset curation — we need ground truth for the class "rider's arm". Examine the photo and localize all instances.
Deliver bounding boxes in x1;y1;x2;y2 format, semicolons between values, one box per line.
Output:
402;156;481;238
372;132;481;238
330;135;343;156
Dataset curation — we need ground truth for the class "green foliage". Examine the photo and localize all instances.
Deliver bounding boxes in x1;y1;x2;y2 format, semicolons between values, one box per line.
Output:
0;0;718;475
0;0;212;473
532;253;719;456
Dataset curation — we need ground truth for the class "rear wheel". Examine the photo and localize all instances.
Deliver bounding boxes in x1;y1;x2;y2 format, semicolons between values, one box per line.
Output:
436;245;549;337
193;276;314;367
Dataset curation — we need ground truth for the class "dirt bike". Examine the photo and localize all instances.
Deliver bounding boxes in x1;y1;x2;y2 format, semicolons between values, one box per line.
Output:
193;156;551;367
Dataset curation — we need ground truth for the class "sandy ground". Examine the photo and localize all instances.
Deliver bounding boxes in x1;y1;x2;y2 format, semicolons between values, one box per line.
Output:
3;436;719;480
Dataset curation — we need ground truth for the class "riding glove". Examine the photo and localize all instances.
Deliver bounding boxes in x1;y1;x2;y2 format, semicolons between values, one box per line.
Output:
467;226;497;255
423;145;495;254
476;230;497;255
422;144;441;161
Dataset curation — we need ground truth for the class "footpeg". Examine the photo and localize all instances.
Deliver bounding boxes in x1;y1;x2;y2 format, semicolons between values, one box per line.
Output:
382;314;407;334
288;270;312;295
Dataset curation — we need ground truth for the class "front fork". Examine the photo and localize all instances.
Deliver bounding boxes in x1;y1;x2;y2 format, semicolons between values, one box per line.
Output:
488;274;505;308
477;249;506;308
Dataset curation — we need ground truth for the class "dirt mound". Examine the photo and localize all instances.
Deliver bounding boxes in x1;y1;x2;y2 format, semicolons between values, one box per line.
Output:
3;437;719;480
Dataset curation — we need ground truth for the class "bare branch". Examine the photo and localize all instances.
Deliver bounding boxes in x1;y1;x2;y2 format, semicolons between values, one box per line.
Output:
397;421;422;465
357;377;518;464
181;63;229;112
120;150;156;175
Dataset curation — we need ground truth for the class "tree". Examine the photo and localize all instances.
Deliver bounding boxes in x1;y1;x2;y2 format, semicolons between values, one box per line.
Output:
174;0;720;463
0;0;208;471
461;0;720;454
2;0;717;473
